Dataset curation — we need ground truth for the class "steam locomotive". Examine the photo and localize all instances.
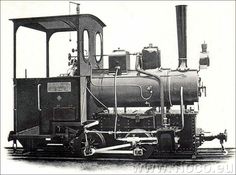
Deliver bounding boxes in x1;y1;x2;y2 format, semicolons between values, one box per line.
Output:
8;4;227;159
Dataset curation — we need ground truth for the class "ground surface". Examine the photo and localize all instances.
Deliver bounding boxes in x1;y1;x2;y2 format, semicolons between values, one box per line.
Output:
2;147;235;174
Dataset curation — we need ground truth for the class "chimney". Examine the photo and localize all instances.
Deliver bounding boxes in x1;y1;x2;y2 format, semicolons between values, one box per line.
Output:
176;5;188;71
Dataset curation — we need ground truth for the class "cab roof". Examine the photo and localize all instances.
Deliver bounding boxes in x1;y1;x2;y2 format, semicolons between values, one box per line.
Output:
10;14;106;33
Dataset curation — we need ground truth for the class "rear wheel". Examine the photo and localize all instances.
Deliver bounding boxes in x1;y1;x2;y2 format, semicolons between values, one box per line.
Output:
70;130;106;157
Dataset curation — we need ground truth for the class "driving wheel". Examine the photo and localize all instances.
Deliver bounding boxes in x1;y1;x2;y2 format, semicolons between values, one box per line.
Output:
126;129;154;159
70;130;106;157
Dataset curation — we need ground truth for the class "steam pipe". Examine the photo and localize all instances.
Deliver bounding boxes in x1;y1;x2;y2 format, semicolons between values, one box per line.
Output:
114;67;120;139
178;86;184;132
135;55;167;127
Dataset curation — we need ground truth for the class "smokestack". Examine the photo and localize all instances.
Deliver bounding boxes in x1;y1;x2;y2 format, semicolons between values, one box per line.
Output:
176;5;188;70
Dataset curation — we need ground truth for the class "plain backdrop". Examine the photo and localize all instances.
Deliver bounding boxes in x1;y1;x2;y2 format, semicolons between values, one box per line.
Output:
1;1;235;174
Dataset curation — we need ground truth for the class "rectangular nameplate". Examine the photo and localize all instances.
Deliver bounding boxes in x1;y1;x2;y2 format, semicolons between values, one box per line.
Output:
47;82;71;92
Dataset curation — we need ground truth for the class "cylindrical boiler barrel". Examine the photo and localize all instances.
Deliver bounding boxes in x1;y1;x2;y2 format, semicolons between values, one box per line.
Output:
90;70;199;107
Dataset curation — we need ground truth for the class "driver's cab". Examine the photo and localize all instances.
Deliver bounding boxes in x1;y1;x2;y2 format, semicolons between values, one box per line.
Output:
10;13;105;136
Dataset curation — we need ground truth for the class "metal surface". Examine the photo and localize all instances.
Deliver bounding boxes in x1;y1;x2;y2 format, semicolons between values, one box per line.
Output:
37;84;41;111
176;5;187;59
94;143;132;153
176;5;188;70
40;77;80;134
16;79;40;132
95;150;134;154
179;86;184;131
8;4;227;160
114;68;119;138
117;137;157;142
135;57;166;127
11;14;106;79
10;14;106;32
142;44;161;70
108;50;130;73
84;120;99;129
91;70;199;107
46;33;51;77
13;25;17;79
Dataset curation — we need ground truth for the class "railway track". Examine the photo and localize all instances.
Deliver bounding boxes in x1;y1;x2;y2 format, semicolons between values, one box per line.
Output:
6;147;235;163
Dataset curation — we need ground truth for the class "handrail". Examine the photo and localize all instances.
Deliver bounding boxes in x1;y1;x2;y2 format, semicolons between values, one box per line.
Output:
37;84;42;111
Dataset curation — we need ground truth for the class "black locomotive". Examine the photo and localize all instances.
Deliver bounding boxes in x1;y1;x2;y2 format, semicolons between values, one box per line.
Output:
8;5;227;159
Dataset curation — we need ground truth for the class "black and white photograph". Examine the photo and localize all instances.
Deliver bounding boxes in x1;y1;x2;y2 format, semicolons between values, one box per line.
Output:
0;1;235;174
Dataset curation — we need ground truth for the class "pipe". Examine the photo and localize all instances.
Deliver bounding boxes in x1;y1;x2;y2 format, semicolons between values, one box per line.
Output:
86;87;109;112
114;67;120;138
180;86;184;131
135;54;167;128
176;5;188;70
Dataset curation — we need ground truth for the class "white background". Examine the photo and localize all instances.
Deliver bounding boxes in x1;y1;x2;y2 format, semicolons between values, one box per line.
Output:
1;1;235;174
